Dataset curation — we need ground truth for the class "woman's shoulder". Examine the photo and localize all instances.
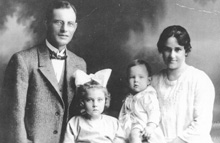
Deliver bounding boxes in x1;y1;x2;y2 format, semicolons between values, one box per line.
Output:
185;66;211;80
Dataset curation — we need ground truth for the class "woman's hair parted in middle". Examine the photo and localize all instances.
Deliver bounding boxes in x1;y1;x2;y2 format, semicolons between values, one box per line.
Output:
157;25;192;54
76;80;111;114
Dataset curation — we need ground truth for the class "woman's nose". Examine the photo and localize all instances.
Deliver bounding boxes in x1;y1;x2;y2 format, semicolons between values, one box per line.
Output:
170;50;175;58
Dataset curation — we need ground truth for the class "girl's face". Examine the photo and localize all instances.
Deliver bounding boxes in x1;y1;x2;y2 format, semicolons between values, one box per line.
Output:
128;65;150;94
162;36;186;70
84;88;105;120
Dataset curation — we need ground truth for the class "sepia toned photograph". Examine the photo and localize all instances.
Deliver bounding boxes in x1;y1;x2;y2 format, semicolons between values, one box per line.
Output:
0;0;219;143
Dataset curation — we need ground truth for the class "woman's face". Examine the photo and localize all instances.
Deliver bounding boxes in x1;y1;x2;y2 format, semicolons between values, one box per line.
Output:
162;36;186;70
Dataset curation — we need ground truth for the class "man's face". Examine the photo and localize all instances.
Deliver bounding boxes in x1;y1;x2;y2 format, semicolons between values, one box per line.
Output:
46;8;77;50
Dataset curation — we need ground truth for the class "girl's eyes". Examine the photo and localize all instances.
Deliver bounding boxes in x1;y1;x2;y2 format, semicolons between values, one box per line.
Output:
85;99;91;102
85;98;104;102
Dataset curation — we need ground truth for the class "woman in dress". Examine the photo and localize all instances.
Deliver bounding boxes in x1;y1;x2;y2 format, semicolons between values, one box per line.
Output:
151;25;215;143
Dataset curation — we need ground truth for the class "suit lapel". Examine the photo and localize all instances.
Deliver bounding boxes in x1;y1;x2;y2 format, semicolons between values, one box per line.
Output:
38;44;62;100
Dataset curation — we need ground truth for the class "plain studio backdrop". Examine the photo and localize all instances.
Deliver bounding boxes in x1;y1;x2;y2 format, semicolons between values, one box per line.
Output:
0;0;220;141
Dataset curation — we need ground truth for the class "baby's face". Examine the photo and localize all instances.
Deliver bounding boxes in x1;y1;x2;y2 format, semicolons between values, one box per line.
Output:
128;65;150;94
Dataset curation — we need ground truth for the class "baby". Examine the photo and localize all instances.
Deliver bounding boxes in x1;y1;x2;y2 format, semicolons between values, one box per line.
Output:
118;59;165;143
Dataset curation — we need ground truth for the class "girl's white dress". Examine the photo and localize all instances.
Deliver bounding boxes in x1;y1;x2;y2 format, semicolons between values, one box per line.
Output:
151;65;215;143
63;114;125;143
118;85;165;143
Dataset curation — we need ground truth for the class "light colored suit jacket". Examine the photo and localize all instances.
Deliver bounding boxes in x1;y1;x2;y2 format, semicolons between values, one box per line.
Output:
0;42;86;143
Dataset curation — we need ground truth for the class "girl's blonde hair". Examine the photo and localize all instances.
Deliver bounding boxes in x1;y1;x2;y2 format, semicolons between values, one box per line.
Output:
76;80;111;116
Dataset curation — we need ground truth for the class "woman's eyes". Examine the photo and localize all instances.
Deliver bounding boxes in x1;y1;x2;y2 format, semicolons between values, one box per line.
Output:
175;48;182;52
163;47;182;52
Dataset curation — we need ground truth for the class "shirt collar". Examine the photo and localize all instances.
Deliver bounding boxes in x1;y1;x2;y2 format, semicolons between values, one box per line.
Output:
46;39;66;56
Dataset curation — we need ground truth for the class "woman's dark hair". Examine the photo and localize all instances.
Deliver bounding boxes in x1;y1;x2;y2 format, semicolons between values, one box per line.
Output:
157;25;192;54
127;59;152;77
76;80;111;116
46;0;77;22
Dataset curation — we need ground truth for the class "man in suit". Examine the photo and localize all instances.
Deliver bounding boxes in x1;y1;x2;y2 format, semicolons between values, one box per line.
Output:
0;1;86;143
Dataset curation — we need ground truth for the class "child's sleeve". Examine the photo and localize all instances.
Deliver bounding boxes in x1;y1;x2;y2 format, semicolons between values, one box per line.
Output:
63;117;78;143
113;120;127;143
143;87;160;126
118;97;127;126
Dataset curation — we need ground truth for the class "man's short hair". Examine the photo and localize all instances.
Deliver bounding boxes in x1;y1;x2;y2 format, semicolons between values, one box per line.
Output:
46;0;77;22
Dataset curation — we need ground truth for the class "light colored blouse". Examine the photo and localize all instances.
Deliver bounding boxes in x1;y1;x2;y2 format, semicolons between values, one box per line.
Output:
118;86;161;138
63;114;125;143
151;65;215;143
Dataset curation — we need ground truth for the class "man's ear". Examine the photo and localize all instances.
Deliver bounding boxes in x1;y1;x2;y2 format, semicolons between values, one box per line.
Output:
44;20;48;30
73;22;78;33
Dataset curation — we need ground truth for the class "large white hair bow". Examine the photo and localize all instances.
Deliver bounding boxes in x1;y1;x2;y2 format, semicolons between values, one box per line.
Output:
74;69;112;87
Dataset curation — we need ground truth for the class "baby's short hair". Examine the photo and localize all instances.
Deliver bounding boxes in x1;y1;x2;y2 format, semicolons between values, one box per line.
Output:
77;80;111;114
126;59;152;77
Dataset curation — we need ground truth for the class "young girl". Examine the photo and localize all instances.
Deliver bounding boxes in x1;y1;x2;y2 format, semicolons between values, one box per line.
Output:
118;59;165;143
63;69;126;143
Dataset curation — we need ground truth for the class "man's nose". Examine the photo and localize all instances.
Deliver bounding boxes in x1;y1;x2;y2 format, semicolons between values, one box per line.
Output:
60;23;67;32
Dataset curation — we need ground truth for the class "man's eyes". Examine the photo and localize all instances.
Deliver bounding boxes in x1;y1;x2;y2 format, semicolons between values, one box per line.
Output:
98;98;104;102
53;21;75;27
53;20;63;25
68;22;75;27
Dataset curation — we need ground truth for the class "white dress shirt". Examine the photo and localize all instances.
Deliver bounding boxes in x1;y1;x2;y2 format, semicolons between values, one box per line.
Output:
46;40;65;82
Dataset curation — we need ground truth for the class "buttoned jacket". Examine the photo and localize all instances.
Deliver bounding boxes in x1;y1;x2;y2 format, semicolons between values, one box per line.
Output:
0;42;86;143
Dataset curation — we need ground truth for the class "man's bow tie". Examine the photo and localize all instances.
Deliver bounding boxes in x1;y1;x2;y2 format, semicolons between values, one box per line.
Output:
50;51;67;60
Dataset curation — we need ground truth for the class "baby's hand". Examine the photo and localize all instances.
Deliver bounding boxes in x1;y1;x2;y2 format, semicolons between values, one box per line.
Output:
142;122;157;140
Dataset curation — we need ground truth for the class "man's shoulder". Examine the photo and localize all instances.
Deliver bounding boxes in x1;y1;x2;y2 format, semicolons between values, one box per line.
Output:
67;50;84;60
67;50;86;68
15;42;44;56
